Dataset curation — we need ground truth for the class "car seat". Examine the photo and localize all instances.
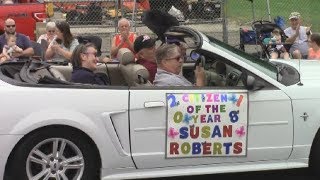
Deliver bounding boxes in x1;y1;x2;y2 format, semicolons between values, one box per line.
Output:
31;41;45;60
117;48;152;87
77;35;102;57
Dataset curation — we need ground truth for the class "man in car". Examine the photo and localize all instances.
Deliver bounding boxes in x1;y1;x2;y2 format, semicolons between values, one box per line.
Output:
134;34;157;83
0;18;34;60
154;43;205;86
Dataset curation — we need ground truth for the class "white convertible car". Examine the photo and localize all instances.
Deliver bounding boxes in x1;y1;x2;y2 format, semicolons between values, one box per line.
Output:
1;26;320;180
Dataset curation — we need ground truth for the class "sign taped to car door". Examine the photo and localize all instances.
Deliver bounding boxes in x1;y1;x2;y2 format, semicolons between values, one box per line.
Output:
166;92;248;158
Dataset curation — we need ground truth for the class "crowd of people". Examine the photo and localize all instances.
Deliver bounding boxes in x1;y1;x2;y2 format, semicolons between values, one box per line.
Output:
267;11;320;60
0;11;319;86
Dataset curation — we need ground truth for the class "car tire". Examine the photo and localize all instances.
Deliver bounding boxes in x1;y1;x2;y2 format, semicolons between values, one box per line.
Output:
309;130;320;176
5;126;100;180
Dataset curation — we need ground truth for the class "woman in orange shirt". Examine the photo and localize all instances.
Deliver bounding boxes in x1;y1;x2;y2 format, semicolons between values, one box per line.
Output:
308;33;320;60
110;18;137;59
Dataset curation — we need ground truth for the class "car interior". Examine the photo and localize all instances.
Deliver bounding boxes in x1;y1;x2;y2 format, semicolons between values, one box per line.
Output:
0;26;251;88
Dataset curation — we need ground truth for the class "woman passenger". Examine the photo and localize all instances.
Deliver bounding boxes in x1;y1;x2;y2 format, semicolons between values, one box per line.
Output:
70;43;109;85
45;21;79;62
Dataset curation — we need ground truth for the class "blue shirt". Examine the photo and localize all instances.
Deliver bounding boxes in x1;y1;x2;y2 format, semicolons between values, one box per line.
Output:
71;67;109;85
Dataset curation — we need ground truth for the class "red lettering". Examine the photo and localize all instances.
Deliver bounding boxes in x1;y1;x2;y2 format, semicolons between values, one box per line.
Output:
233;142;243;154
223;125;232;137
190;126;199;139
170;142;179;155
203;142;212;155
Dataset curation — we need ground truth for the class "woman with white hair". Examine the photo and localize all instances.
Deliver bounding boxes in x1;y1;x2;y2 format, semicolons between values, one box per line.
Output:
110;18;137;59
37;21;56;45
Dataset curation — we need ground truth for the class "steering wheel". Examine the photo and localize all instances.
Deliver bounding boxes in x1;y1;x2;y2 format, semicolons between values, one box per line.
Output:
190;51;205;70
225;71;241;86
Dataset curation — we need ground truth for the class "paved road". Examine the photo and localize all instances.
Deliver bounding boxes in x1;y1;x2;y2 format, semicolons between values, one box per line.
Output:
151;168;317;180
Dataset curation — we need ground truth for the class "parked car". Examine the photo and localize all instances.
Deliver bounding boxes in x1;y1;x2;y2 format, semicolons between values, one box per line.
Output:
0;0;53;41
1;25;320;180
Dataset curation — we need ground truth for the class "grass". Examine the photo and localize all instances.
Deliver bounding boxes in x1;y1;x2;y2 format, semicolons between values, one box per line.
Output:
226;0;319;32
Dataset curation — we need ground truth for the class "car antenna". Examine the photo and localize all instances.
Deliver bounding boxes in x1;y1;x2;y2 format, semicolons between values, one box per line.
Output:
297;58;303;86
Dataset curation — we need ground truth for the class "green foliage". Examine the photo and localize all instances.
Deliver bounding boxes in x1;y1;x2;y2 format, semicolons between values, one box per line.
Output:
227;0;318;31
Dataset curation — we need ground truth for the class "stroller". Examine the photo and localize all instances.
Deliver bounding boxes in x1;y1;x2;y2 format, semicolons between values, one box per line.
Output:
239;18;289;59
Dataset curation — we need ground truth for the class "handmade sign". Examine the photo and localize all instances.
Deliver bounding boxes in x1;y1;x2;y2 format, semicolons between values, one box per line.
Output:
166;92;248;158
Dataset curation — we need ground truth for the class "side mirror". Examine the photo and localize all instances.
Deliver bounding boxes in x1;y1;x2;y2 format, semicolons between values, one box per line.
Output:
246;75;255;90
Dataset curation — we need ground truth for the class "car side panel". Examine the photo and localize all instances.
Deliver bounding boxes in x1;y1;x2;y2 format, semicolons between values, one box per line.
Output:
283;85;320;160
129;88;293;168
0;86;135;172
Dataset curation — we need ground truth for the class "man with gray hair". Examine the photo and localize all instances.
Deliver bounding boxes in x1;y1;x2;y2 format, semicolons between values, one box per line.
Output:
154;43;205;86
284;12;311;59
110;18;137;59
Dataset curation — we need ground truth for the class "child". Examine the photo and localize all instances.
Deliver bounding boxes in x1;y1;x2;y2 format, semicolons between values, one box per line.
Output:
308;33;320;60
268;28;289;59
0;35;23;62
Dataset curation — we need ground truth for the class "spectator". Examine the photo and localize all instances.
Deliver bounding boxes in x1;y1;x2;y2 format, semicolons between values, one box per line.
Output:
0;18;34;59
37;22;56;46
154;43;205;86
308;33;320;60
133;34;157;83
284;12;311;59
70;43;109;85
45;21;79;62
110;18;137;59
268;28;289;59
0;34;23;62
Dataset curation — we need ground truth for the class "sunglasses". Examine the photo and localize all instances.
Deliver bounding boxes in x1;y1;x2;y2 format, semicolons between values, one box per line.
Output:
84;52;98;57
165;55;183;62
6;25;15;28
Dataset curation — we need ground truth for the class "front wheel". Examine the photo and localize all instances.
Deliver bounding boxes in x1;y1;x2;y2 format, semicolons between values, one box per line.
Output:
309;130;320;177
5;127;100;180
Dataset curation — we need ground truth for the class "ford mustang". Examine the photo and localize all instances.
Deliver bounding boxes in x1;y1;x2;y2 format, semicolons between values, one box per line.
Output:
0;26;320;180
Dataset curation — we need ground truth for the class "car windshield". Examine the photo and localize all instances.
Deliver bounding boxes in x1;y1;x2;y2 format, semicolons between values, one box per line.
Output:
206;35;278;81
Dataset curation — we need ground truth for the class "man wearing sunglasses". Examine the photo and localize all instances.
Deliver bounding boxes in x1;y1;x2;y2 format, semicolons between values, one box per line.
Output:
0;18;34;60
154;43;205;87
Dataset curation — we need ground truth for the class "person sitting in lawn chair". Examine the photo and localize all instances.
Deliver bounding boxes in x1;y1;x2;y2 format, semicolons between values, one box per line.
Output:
266;28;290;59
284;12;312;59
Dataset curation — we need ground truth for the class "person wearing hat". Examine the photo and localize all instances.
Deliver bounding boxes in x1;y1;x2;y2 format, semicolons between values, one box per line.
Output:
284;12;311;59
134;34;157;83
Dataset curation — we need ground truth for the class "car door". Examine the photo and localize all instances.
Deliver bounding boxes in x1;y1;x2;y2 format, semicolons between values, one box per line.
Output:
129;67;293;169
